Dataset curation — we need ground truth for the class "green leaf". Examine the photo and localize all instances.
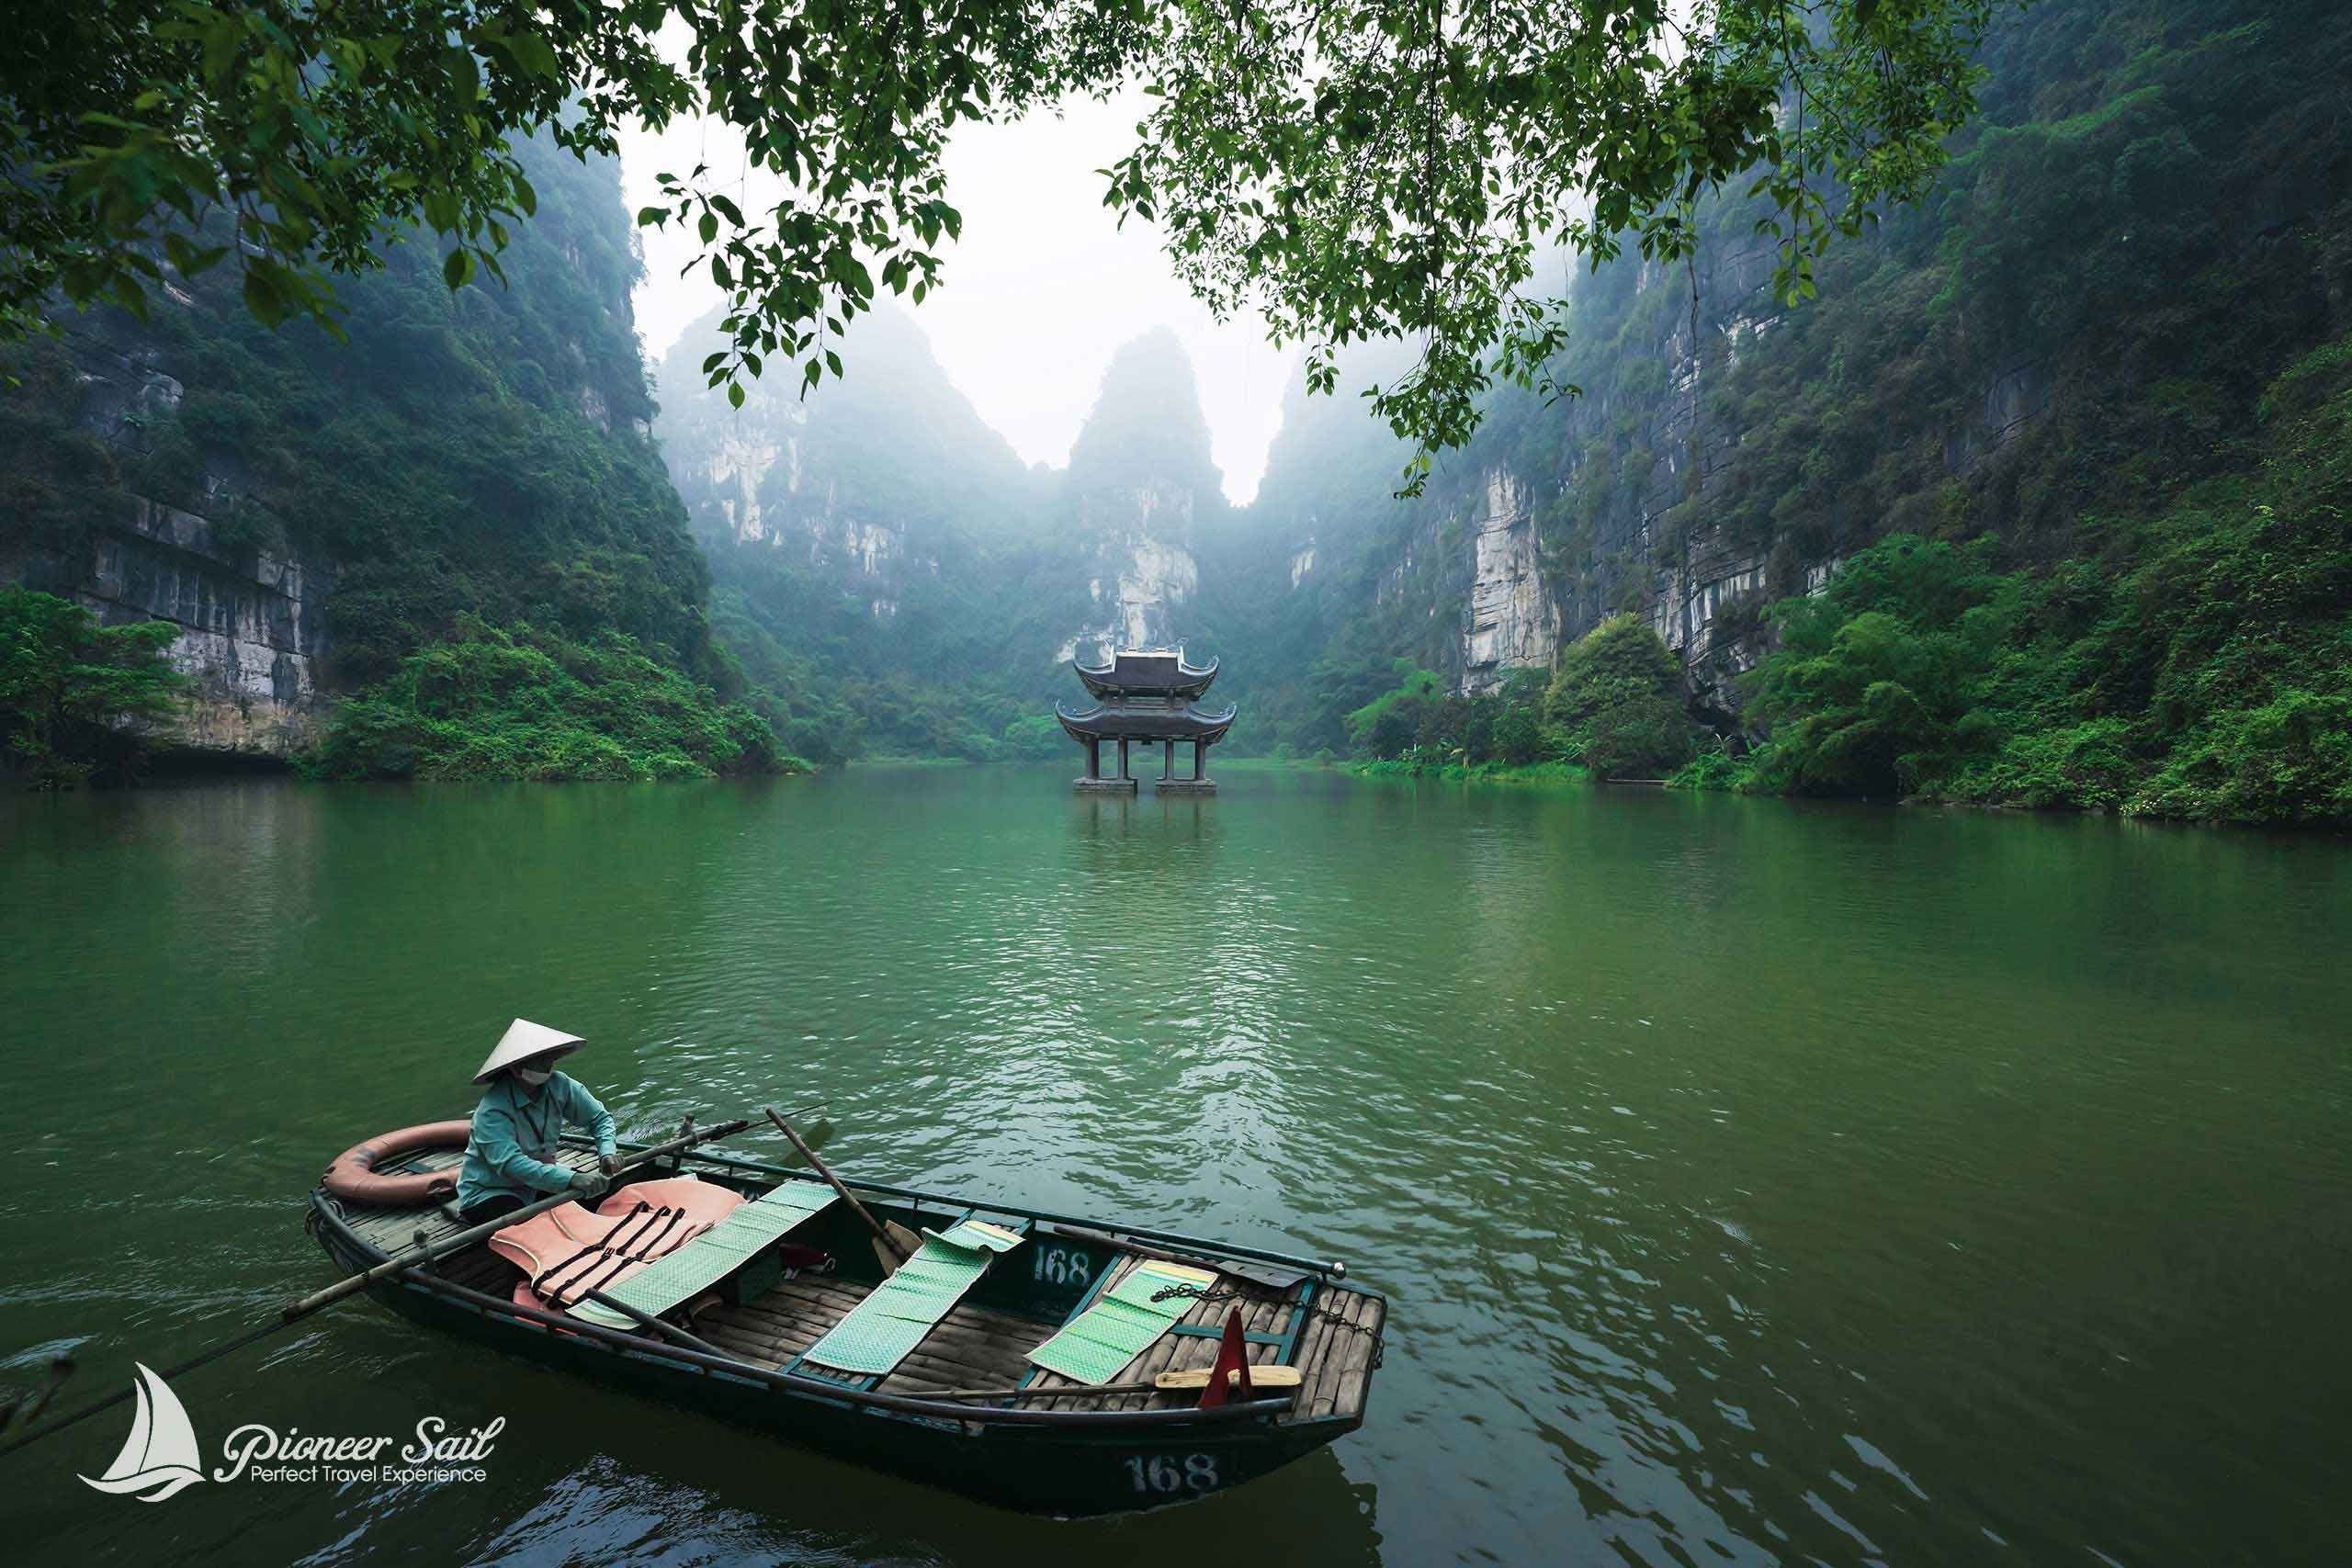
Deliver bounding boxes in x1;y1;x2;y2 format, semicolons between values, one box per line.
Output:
443;248;475;289
727;381;746;410
242;268;285;328
506;32;560;79
162;233;228;276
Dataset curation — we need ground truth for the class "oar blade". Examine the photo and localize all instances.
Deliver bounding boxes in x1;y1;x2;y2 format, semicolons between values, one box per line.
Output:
1155;1364;1303;1392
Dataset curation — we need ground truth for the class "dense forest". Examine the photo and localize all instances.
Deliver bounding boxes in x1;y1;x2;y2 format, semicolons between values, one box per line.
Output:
1;137;794;784
1202;0;2352;821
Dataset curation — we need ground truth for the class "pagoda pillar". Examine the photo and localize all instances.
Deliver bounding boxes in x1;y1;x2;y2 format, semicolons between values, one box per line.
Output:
1160;740;1174;781
1117;738;1130;782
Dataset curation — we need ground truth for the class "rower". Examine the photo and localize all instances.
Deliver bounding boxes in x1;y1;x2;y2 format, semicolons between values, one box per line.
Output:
456;1019;618;1225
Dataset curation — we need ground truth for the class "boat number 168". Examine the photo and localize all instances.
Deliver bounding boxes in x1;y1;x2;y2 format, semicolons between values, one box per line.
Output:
1033;1245;1091;1287
1125;1452;1220;1494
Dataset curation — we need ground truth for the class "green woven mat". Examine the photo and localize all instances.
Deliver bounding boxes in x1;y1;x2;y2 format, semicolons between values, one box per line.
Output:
569;1179;838;1329
1024;1259;1216;1384
802;1228;1018;1376
926;1218;1023;1254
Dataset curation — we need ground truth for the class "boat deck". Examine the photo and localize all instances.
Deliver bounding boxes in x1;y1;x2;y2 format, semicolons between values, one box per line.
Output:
1015;1255;1385;1421
326;1148;1381;1424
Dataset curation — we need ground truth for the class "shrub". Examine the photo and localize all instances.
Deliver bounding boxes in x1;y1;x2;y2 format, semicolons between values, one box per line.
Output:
306;617;805;783
1545;615;1694;779
0;587;186;789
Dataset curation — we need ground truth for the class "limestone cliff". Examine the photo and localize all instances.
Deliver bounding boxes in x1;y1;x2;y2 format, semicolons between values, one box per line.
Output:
4;322;335;757
1057;482;1201;658
3;137;699;765
16;493;333;755
1056;329;1221;664
655;302;1029;632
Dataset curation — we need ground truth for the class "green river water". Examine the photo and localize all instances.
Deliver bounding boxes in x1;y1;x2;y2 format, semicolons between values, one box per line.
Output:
1;765;2346;1566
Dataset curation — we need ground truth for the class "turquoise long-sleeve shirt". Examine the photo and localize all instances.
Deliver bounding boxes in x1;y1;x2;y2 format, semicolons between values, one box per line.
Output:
458;1071;616;1211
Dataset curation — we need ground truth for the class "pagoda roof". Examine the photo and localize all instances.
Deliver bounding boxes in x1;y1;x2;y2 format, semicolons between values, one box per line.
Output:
1073;648;1219;700
1055;699;1238;743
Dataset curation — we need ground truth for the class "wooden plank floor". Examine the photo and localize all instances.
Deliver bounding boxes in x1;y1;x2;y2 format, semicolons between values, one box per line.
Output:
689;1275;1043;1395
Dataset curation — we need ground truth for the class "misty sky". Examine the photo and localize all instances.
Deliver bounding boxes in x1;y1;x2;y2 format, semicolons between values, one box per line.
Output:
619;96;1295;504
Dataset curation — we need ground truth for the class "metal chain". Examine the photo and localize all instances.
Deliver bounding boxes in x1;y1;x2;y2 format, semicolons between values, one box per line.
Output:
1148;1281;1382;1343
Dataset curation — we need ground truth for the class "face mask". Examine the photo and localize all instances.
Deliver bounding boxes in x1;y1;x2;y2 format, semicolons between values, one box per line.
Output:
514;1066;553;1087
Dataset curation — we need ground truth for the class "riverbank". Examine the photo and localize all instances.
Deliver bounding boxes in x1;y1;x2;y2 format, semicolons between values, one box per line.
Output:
1346;757;1589;785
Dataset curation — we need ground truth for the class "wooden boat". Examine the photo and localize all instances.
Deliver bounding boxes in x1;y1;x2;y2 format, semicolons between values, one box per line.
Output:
305;1129;1385;1517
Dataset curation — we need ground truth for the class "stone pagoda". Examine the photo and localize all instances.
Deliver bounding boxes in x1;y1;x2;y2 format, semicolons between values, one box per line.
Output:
1054;649;1235;795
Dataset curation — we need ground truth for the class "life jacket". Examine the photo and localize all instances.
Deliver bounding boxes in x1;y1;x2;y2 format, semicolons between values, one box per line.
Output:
490;1177;747;1313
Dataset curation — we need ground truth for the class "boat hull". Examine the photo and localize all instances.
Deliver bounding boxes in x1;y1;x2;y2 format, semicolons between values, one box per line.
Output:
310;1192;1363;1517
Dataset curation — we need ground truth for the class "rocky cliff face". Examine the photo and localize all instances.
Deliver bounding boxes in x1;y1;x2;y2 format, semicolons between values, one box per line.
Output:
5;326;335;757
5;138;694;763
1057;482;1201;660
1055;330;1222;663
654;303;1023;636
22;496;333;754
1459;469;1560;690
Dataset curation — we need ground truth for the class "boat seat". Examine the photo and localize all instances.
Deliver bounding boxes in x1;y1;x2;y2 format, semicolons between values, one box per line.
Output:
1025;1258;1219;1383
568;1176;842;1330
798;1219;1025;1378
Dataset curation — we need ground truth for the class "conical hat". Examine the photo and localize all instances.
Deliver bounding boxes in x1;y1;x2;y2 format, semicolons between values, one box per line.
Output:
472;1018;583;1083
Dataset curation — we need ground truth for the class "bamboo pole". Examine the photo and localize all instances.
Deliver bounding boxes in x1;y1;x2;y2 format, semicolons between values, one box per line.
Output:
0;1117;749;1461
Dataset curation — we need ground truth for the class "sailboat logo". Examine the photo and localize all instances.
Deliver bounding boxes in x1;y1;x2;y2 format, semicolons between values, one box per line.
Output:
79;1363;205;1502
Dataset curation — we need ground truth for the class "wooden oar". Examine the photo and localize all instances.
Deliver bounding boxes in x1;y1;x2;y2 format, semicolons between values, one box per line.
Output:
0;1116;750;1461
763;1105;921;1276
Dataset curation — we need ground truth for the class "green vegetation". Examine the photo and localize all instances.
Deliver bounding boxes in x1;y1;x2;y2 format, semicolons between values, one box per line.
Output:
658;303;1060;767
1665;739;1757;794
1351;757;1586;785
1340;619;1702;782
3;138;792;784
0;587;185;788
1227;0;2352;827
6;2;1992;473
1722;335;2352;823
1342;663;1557;773
1545;615;1694;780
305;618;801;783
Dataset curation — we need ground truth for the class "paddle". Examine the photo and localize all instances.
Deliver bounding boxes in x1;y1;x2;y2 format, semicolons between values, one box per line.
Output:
0;1116;750;1462
763;1106;921;1276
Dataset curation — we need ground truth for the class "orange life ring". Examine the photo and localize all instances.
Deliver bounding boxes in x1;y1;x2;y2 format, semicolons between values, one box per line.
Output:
322;1119;472;1207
